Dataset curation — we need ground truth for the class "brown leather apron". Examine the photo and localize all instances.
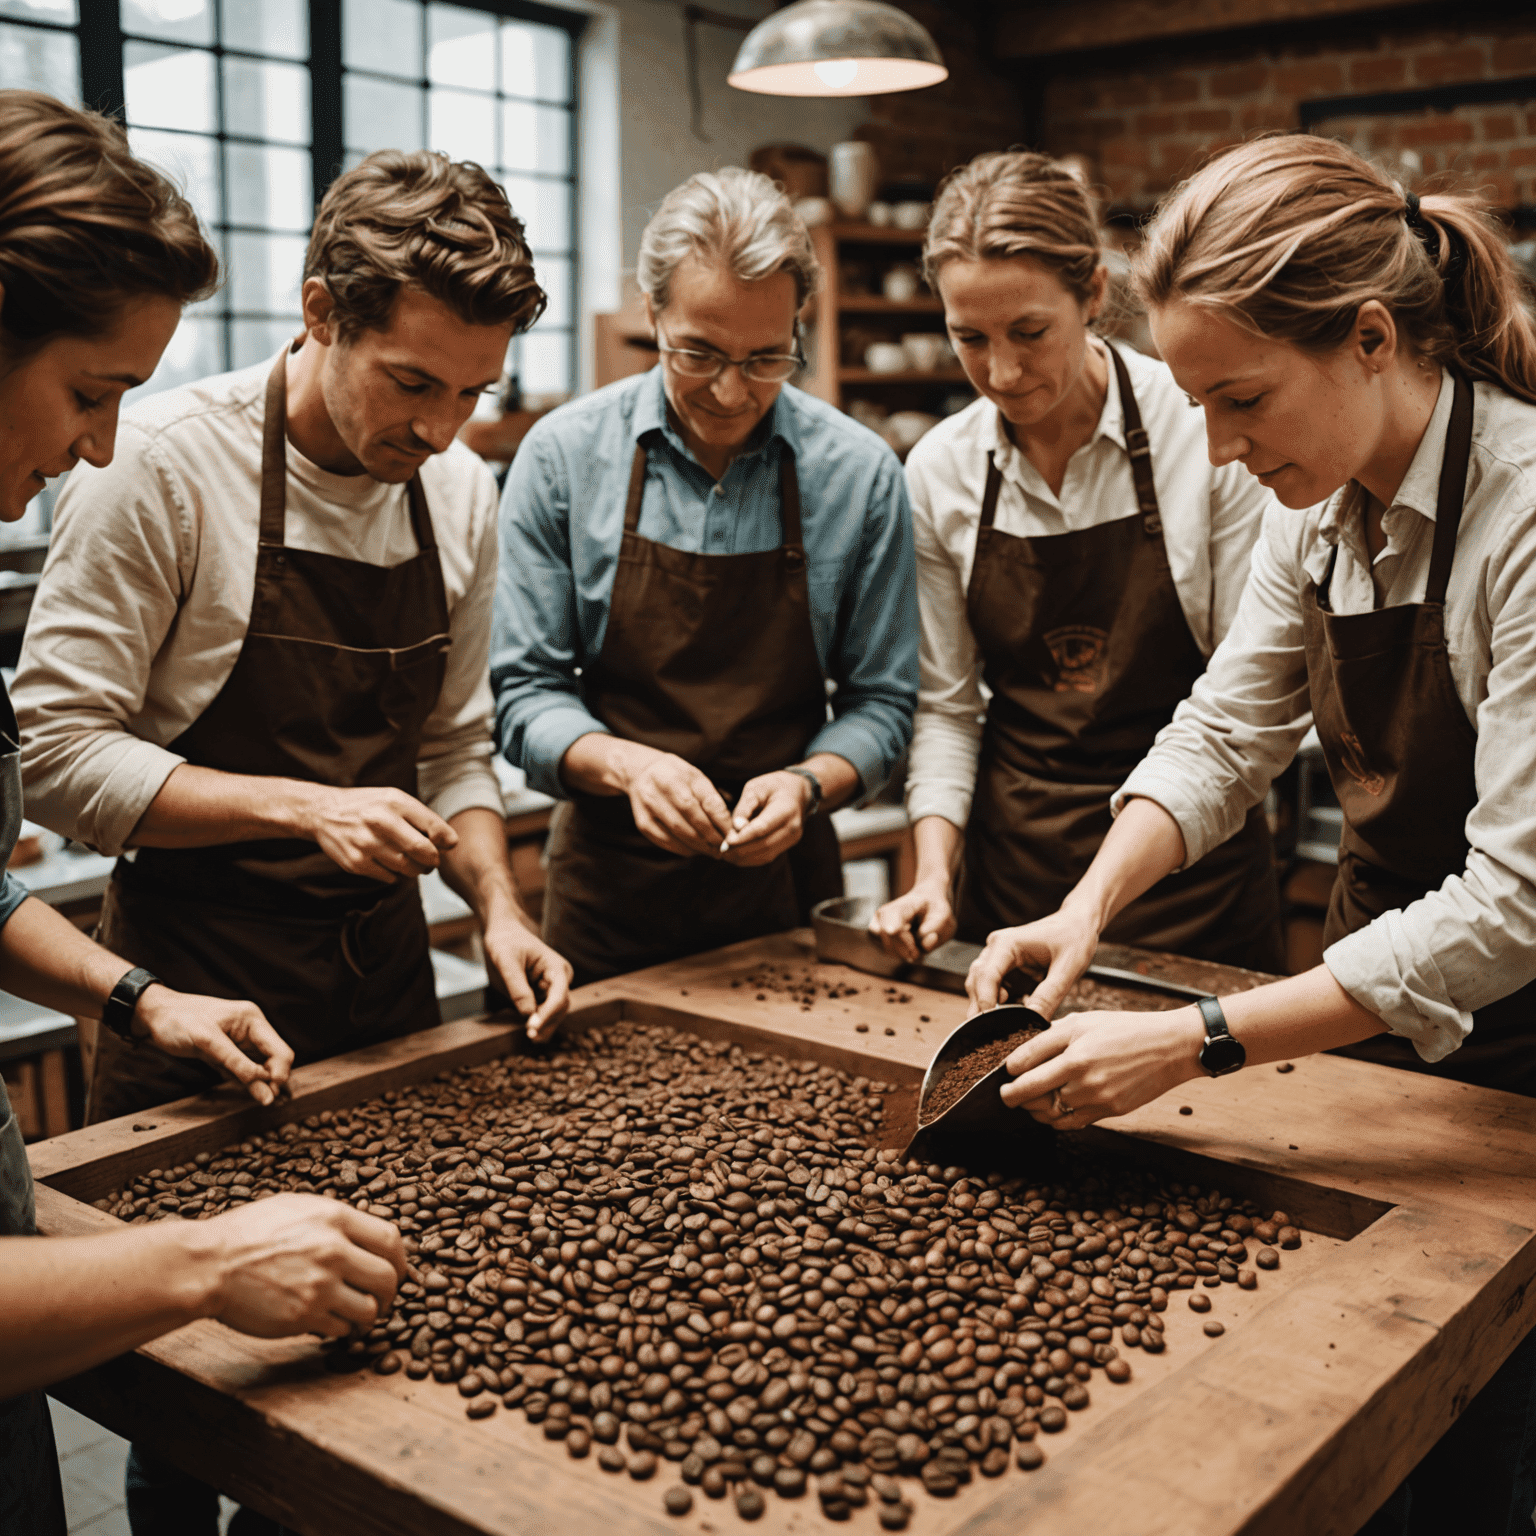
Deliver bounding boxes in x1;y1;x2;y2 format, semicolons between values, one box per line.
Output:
541;440;843;986
1305;373;1536;1094
956;345;1283;971
87;352;452;1123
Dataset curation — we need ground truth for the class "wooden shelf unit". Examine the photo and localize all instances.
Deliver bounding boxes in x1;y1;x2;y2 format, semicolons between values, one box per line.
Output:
806;224;972;416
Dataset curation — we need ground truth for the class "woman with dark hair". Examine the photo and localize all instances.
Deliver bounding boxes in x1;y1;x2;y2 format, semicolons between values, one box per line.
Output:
0;92;407;1536
972;133;1536;1534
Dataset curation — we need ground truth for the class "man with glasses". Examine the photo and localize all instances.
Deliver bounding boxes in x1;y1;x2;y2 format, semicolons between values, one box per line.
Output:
493;167;918;984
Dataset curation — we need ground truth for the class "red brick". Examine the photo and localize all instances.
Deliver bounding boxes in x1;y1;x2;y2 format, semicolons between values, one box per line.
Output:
1470;150;1507;170
1048;81;1095;114
1273;60;1345;97
1490;37;1536;74
1240;102;1297;132
1349;55;1408;90
1184;107;1234;132
1132;109;1183;135
1482;113;1519;141
1510;146;1536;169
1101;136;1151;170
1209;63;1269;97
1100;78;1154;109
1477;173;1517;205
1398;116;1477;147
1154;73;1202;104
1411;45;1487;85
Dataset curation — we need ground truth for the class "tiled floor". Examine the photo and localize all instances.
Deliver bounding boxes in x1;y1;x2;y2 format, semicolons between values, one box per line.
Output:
47;1399;236;1535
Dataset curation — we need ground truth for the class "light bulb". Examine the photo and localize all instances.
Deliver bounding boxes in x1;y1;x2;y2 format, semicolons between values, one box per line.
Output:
812;59;860;89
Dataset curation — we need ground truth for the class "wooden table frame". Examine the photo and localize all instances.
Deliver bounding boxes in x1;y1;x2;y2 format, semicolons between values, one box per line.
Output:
29;931;1536;1536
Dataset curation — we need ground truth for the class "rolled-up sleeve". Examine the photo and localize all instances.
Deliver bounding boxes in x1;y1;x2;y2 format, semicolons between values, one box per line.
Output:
902;448;984;829
1114;501;1314;863
805;456;917;796
14;442;192;855
491;428;610;798
1325;515;1536;1058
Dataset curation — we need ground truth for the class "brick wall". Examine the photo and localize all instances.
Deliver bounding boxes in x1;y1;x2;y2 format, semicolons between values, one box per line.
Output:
1042;21;1536;213
850;3;1026;193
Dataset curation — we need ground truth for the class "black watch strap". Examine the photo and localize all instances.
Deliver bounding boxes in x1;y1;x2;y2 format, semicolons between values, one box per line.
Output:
1196;995;1246;1077
102;966;161;1045
784;767;823;818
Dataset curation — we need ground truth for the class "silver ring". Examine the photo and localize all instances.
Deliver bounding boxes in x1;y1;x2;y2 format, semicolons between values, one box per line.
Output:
1052;1089;1071;1117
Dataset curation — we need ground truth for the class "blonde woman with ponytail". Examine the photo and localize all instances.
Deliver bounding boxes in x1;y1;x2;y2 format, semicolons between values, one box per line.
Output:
970;133;1536;1535
870;151;1283;973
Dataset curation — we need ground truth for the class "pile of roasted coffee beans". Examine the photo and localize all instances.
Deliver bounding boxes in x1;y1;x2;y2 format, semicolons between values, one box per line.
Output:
733;964;869;1011
99;1021;1293;1526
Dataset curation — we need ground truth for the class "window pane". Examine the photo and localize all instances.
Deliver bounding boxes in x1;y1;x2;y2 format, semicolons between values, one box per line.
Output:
0;0;75;21
343;0;421;81
530;254;569;328
501;21;567;103
501;174;569;252
518;330;569;396
223;0;306;61
122;0;212;47
0;20;76;100
501;100;567;175
232;318;301;369
428;87;493;164
428;3;493;91
129;127;220;227
133;314;223;398
125;42;214;133
224;57;309;146
227;230;306;313
225;142;311;232
345;73;422;152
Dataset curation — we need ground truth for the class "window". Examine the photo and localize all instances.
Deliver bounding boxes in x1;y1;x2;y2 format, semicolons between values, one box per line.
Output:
341;0;579;399
0;1;583;398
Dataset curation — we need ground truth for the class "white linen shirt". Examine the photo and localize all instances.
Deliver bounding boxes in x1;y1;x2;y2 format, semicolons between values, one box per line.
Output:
1118;372;1536;1061
14;354;505;857
903;339;1277;829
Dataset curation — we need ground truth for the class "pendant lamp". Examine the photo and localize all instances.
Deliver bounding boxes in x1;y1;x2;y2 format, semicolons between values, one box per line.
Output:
728;0;947;97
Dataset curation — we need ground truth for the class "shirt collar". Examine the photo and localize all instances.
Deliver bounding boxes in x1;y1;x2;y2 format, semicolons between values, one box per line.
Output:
989;337;1126;471
633;366;797;469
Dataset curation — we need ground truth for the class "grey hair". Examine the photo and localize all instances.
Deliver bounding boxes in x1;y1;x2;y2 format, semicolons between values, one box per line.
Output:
637;166;820;313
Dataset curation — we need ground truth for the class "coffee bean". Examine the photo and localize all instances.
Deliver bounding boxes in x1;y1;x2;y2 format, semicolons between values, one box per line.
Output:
1104;1359;1131;1384
567;1428;591;1459
465;1397;496;1420
736;1486;765;1520
598;1446;626;1474
1188;1293;1211;1313
663;1486;693;1516
1016;1441;1045;1470
1038;1406;1067;1433
981;1446;1010;1476
1203;1320;1226;1338
774;1467;807;1498
630;1451;658;1481
1238;1269;1257;1290
878;1502;912;1530
1061;1384;1090;1410
1256;1246;1280;1270
1276;1062;1294;1073
1278;1226;1301;1250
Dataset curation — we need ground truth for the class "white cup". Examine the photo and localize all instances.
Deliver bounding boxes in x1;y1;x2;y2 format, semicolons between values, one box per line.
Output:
867;200;893;227
883;265;919;303
864;342;908;374
902;333;946;372
892;200;930;230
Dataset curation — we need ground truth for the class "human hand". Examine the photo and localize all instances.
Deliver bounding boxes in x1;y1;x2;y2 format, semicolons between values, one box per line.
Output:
201;1193;406;1339
302;786;458;883
134;987;294;1107
965;906;1101;1018
483;920;574;1043
719;770;812;866
625;753;733;858
998;1006;1207;1129
870;879;955;962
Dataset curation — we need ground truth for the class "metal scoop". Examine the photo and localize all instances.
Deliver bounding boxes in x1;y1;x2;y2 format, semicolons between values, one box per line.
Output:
902;1003;1054;1162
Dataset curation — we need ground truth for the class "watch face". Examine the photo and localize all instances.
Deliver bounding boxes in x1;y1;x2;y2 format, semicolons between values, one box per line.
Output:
1200;1034;1246;1076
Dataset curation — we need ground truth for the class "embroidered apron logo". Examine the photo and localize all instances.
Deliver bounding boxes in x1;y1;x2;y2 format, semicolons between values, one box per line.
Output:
1043;625;1110;693
1339;730;1387;796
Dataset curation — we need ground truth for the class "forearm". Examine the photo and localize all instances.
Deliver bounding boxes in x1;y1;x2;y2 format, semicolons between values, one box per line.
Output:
558;732;661;798
1220;965;1387;1062
1063;796;1188;932
909;814;964;889
128;763;323;848
0;1223;218;1397
797;752;859;814
0;898;145;1019
438;807;533;931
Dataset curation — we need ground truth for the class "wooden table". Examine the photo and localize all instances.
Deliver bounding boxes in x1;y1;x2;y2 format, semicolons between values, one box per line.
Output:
30;932;1536;1536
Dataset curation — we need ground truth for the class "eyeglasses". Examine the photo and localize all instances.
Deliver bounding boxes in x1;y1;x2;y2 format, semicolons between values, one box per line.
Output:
656;334;804;384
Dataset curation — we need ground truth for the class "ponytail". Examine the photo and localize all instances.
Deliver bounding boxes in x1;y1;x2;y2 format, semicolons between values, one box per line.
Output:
1135;133;1536;406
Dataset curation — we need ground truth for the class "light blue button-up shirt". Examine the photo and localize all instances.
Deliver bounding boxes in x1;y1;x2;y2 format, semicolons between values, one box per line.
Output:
492;368;919;799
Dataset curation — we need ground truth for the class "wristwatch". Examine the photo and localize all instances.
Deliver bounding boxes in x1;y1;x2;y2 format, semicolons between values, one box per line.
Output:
101;966;161;1046
784;767;823;818
1196;996;1246;1076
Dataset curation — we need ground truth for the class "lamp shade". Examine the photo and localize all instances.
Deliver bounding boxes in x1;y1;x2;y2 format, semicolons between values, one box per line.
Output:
728;0;948;97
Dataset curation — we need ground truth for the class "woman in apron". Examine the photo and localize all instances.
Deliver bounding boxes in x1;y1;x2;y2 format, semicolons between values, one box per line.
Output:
971;135;1536;1536
0;90;400;1536
871;152;1283;973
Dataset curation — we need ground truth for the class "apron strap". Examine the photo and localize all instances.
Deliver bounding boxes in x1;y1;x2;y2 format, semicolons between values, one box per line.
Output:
623;443;648;534
405;474;438;554
1425;371;1474;606
979;453;1004;531
778;450;804;554
259;353;289;547
1107;343;1163;537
